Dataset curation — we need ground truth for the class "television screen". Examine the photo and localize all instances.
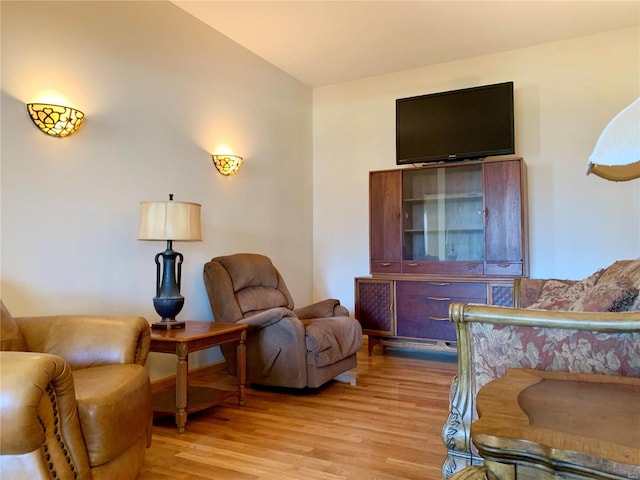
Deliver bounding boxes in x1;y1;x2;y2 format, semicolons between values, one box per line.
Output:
396;82;514;165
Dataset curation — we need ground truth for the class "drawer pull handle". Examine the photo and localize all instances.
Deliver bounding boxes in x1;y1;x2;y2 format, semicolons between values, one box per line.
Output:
428;297;451;301
380;262;391;266
429;317;450;321
466;263;480;267
428;282;450;286
497;263;510;268
407;263;418;267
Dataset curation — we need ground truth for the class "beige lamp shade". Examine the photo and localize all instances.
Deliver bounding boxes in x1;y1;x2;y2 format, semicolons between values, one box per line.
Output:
586;97;640;181
138;201;202;241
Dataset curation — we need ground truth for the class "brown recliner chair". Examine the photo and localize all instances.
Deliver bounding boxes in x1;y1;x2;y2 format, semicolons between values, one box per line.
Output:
203;253;363;388
0;300;152;480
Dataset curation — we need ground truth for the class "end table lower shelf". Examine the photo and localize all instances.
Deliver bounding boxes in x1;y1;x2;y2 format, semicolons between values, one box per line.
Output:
152;384;240;416
149;320;248;433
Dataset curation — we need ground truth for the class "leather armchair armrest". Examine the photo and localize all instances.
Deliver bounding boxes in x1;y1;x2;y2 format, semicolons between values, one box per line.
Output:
0;351;91;478
15;315;151;368
294;299;348;319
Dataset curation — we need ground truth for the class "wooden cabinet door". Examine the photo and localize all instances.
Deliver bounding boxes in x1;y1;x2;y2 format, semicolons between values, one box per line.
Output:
370;170;402;274
483;159;524;275
355;278;394;335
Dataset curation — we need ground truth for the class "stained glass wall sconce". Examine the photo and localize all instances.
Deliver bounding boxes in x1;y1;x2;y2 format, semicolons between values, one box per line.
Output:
212;154;243;176
26;103;85;138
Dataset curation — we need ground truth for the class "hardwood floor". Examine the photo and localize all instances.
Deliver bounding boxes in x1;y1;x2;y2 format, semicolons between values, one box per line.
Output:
139;346;458;480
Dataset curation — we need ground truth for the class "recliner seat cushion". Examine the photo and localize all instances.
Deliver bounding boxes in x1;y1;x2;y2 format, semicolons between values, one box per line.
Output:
72;364;151;466
304;317;363;368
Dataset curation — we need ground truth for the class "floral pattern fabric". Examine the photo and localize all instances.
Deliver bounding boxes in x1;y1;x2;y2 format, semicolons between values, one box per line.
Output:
526;274;638;312
470;322;640;398
458;321;640;459
445;258;640;473
519;258;640;311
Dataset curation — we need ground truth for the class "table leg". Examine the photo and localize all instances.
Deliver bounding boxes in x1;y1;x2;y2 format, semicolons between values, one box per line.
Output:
175;343;188;433
237;330;246;406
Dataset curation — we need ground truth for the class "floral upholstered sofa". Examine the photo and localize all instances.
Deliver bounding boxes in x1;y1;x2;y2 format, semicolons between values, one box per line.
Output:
514;258;640;312
441;258;640;479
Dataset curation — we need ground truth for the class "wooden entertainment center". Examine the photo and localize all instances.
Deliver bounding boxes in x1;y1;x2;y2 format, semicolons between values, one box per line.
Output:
355;156;528;354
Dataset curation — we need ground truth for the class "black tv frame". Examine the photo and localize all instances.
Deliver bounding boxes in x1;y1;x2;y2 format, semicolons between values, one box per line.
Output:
395;82;515;165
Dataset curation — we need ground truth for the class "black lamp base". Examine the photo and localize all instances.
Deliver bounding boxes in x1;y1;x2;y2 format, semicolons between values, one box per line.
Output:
151;319;185;330
150;241;186;330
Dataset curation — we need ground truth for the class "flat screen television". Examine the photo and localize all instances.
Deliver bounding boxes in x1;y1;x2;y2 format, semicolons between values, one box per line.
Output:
396;81;514;165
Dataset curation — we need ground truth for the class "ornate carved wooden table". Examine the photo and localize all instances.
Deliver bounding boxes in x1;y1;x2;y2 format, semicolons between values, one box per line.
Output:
471;369;640;480
149;321;247;433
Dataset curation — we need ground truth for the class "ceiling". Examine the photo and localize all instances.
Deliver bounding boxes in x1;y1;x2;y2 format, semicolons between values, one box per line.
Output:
173;1;640;87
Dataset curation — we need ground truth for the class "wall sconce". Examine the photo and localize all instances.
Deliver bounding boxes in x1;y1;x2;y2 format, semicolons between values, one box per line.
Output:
26;103;85;137
212;154;243;176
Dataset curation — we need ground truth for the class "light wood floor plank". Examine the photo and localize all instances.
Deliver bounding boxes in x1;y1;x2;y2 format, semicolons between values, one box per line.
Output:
139;347;457;480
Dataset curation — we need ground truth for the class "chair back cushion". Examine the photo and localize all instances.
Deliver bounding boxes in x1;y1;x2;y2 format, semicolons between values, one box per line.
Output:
1;301;27;352
204;253;295;322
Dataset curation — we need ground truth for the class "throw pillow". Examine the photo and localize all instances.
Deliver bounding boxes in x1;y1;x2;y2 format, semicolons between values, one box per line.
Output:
527;273;600;311
570;278;639;312
527;280;574;310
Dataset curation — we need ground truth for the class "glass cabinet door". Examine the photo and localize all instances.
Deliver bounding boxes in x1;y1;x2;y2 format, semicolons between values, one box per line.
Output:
402;164;484;263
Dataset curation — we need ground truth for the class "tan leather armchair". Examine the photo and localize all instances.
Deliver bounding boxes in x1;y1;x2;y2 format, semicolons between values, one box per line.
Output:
0;300;152;480
203;253;363;388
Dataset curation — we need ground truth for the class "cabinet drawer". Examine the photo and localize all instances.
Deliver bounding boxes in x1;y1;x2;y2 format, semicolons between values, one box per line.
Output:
397;317;457;342
485;262;523;276
421;296;487;320
396;280;487;341
371;261;402;274
397;295;486;324
397;280;486;299
402;261;484;275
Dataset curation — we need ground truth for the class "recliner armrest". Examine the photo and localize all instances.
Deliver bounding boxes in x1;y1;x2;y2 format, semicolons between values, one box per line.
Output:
240;307;297;330
294;298;348;319
14;315;151;368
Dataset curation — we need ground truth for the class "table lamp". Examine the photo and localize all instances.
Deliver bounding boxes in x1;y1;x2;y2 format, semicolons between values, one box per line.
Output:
138;194;202;329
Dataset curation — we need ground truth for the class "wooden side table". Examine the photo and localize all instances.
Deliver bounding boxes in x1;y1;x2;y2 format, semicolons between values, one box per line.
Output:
149;321;248;433
471;369;640;480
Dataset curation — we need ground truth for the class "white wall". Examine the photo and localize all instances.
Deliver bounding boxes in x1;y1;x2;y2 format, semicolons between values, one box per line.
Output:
2;2;639;379
313;27;640;310
1;1;313;379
